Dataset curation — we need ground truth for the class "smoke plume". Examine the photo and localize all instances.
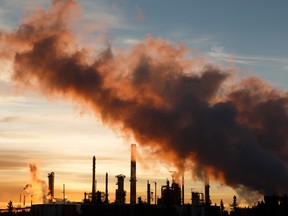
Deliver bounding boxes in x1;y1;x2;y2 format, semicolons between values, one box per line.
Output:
21;163;47;204
1;0;288;200
22;184;32;193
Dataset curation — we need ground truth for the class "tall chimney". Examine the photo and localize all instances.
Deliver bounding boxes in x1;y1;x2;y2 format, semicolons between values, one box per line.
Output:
147;180;151;205
105;172;109;203
92;156;96;203
130;144;136;205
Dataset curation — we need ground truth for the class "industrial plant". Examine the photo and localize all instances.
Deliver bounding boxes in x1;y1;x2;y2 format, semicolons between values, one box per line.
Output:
1;144;288;216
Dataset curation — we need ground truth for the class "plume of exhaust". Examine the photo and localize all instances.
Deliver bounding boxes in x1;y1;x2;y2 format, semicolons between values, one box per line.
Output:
2;0;288;202
22;184;32;193
21;163;47;204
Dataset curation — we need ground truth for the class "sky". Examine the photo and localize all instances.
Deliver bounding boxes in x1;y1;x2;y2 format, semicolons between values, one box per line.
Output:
1;0;288;209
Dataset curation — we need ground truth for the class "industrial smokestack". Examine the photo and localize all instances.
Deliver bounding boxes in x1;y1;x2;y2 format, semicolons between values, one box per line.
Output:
105;172;109;203
48;172;55;202
130;144;136;205
147;180;151;205
205;183;210;206
92;156;96;203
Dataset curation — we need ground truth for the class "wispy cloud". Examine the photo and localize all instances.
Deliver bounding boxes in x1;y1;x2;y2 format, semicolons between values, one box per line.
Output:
79;0;136;31
162;28;216;49
208;46;288;68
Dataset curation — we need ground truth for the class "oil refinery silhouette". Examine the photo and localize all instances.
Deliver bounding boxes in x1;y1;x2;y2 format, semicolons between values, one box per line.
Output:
1;144;288;216
2;1;288;215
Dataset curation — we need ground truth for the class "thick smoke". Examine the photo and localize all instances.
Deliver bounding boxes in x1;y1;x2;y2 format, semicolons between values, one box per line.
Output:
1;0;288;200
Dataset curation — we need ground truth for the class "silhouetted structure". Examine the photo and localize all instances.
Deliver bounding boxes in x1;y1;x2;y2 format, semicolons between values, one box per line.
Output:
115;174;126;204
21;156;288;216
182;174;185;205
154;182;157;205
158;180;181;206
91;156;96;203
147;180;151;205
105;172;109;203
205;184;211;206
130;144;137;205
192;191;204;206
47;172;55;203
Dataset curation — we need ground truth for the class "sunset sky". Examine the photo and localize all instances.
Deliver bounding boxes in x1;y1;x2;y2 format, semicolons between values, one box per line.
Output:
1;0;288;209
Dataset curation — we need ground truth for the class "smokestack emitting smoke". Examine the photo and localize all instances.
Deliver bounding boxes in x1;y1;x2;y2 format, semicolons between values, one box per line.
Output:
2;0;288;201
130;144;136;205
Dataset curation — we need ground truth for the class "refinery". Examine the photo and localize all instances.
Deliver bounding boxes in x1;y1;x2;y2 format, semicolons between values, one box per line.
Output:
1;0;288;215
0;144;288;216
